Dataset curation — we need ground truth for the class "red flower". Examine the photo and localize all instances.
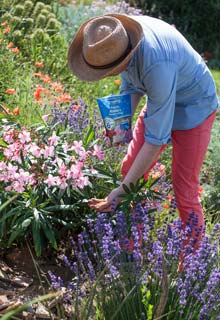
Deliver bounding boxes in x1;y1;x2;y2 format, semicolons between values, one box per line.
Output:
5;88;16;94
34;61;44;68
1;21;8;27
3;27;10;34
56;93;72;103
11;47;19;54
34;85;45;101
114;79;121;86
40;74;51;83
13;107;20;115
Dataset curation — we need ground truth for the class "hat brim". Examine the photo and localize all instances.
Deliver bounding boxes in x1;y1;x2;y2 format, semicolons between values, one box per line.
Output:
67;14;143;82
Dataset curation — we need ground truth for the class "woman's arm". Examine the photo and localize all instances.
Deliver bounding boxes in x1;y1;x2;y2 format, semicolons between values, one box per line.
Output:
89;140;161;212
131;93;143;116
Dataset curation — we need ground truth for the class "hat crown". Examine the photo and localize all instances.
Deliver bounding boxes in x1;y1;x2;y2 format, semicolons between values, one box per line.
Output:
83;16;129;67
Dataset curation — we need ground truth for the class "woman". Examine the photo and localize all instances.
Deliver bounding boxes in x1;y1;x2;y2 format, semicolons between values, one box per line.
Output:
68;14;219;246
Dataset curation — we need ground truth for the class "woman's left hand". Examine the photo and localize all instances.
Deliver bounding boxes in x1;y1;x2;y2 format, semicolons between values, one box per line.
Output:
88;187;123;212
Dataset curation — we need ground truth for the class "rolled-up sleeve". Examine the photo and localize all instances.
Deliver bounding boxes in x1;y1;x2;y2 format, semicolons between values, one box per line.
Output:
143;61;178;145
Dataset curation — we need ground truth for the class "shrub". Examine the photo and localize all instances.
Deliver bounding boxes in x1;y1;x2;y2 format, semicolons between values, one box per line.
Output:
128;0;220;66
0;114;115;255
0;0;61;50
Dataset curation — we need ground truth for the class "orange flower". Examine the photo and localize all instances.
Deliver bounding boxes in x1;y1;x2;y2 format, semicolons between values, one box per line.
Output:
167;193;173;202
13;107;20;115
34;61;44;68
3;27;10;34
11;47;19;54
40;74;51;83
1;21;8;27
56;93;72;103
50;81;64;92
5;88;16;94
154;187;159;193
6;41;14;48
152;171;161;179
33;72;42;77
163;203;169;209
114;79;121;86
198;185;204;198
34;85;45;101
72;104;79;111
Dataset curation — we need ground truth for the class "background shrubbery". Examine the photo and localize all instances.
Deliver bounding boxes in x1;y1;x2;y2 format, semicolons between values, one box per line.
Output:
128;0;220;68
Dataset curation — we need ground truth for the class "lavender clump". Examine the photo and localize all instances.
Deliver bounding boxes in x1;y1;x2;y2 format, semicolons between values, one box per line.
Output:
48;99;103;140
48;204;220;318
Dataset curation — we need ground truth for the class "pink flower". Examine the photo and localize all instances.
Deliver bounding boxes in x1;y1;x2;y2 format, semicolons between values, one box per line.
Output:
29;143;42;158
72;140;83;154
2;128;15;143
58;177;68;190
18;130;31;144
6;163;18;177
58;163;67;177
77;175;89;189
62;143;70;153
78;148;87;161
90;167;98;175
42;114;50;122
12;181;25;193
69;163;82;179
93;145;105;160
15;169;31;184
42;145;55;158
4;143;21;162
44;174;58;187
0;161;7;171
48;132;59;146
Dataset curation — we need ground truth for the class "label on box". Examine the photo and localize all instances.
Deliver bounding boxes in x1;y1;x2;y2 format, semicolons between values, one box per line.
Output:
97;94;132;145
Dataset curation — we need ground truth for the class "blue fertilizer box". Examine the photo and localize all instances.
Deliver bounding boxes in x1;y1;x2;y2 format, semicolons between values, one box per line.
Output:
97;94;132;145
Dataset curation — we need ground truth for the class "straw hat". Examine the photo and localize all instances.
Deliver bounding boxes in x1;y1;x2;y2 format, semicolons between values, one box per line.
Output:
68;14;143;81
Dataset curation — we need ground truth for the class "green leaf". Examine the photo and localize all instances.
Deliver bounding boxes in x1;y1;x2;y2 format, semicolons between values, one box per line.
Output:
8;227;25;245
0;194;19;213
122;183;131;194
83;125;95;147
0;138;8;147
45;204;78;212
0;207;20;223
129;182;136;192
32;220;43;256
33;208;40;221
42;222;57;250
21;218;32;228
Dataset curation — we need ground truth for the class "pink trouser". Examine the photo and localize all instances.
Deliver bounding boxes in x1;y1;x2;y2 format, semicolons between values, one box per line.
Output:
121;106;217;245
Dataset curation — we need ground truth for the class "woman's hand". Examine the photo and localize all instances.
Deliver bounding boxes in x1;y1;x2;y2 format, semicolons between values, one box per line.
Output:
88;187;123;212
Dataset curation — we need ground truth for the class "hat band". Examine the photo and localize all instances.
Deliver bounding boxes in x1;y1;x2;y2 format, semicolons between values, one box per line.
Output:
83;38;132;70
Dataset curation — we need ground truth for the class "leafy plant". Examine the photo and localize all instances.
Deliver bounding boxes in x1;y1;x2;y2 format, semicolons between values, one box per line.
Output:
0;119;116;255
48;207;220;319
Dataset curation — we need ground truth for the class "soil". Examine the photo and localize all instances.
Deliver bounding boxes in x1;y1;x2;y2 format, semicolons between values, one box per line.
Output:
0;244;72;319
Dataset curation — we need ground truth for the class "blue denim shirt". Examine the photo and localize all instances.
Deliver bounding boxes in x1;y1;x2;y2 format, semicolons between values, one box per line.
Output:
120;16;219;145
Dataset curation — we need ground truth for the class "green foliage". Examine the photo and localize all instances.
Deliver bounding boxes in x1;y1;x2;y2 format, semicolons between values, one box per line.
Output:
0;0;61;51
0;120;117;255
201;112;220;221
129;0;220;66
55;2;104;43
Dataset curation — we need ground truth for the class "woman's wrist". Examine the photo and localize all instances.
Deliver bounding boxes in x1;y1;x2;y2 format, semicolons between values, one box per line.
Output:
116;184;126;196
